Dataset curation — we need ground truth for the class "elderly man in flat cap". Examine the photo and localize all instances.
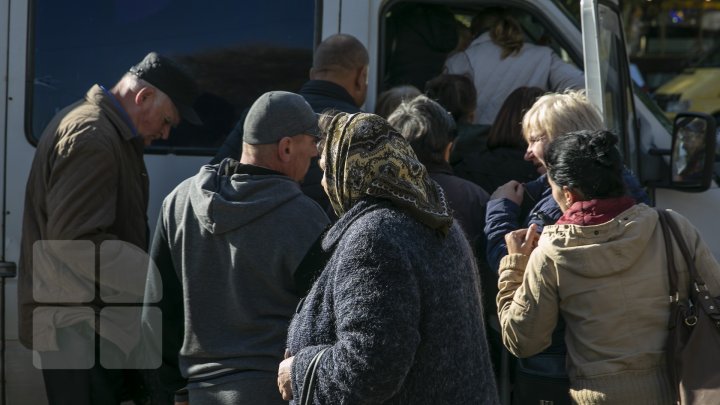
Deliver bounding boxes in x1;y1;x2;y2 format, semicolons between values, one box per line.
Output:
19;51;201;405
144;91;330;404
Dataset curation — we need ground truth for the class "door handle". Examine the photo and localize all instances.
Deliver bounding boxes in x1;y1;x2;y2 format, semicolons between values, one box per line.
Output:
0;263;16;278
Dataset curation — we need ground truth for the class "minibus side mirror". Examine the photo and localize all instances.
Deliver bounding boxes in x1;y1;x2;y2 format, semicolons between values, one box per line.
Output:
669;112;717;192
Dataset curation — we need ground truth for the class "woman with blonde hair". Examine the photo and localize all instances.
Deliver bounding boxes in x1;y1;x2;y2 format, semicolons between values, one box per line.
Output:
445;8;584;125
498;129;720;403
483;90;648;405
486;90;648;270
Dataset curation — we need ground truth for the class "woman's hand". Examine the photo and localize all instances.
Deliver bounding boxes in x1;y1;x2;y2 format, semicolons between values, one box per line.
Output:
491;180;524;206
505;224;539;256
278;355;294;400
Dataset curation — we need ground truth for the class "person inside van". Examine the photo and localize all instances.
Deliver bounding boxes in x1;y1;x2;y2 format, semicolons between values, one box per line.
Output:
444;7;584;126
383;3;459;90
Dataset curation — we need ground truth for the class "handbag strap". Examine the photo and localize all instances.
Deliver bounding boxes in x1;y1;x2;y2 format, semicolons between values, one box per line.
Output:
299;347;330;405
660;209;709;290
657;209;679;302
657;209;720;324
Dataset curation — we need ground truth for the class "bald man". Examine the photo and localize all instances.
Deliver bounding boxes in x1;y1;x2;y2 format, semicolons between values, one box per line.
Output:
212;34;369;214
300;33;369;113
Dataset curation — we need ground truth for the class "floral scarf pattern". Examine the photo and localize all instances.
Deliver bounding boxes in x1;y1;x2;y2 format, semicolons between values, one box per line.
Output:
322;112;453;235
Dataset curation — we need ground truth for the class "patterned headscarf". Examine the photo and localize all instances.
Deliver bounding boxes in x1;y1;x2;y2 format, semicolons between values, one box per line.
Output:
322;112;453;235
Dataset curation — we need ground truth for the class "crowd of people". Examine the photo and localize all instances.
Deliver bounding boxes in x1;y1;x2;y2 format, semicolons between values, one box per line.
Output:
18;6;720;405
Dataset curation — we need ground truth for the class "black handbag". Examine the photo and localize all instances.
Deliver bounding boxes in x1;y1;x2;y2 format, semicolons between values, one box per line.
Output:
299;347;330;405
657;209;720;404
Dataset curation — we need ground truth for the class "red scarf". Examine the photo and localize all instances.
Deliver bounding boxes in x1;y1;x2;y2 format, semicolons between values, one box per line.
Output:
555;196;636;226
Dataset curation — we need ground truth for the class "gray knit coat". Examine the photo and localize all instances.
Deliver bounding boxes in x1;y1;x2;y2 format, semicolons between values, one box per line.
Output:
287;198;499;404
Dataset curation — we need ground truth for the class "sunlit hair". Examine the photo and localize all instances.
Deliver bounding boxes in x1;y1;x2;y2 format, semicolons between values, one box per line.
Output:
424;73;476;124
487;86;544;149
374;85;422;118
471;8;524;59
521;89;604;143
388;95;456;165
545;129;625;199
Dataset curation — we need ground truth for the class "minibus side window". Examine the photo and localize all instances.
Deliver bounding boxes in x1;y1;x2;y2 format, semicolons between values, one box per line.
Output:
28;0;316;155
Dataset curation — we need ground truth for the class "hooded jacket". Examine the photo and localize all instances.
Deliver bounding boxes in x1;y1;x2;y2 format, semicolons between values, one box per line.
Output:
145;158;329;396
497;204;720;404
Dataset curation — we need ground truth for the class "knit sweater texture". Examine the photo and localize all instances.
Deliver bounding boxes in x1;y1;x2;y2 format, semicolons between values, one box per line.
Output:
287;198;499;404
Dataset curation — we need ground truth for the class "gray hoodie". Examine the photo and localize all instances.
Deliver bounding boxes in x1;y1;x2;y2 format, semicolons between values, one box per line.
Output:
146;158;329;393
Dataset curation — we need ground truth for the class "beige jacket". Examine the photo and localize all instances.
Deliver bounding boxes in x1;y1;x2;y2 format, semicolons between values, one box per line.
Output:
497;204;720;403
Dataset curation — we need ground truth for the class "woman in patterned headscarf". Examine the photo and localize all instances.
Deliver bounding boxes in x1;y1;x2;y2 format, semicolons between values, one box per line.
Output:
277;112;499;404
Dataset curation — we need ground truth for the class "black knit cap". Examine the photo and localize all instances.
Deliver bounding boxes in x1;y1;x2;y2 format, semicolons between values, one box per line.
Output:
129;52;202;125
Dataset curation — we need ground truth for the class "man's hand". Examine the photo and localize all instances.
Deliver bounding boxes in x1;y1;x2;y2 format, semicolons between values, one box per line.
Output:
505;224;539;256
491;180;524;206
278;356;294;400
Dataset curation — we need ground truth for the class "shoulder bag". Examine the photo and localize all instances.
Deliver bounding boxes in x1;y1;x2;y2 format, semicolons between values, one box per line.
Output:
657;209;720;404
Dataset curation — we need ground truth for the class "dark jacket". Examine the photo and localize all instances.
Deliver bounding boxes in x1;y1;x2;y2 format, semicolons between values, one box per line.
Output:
287;198;499;404
426;162;489;247
299;80;360;115
19;85;149;351
454;146;540;195
449;123;490;166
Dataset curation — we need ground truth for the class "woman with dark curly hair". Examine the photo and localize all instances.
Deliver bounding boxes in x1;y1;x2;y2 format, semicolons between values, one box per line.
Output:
497;129;720;404
277;112;499;404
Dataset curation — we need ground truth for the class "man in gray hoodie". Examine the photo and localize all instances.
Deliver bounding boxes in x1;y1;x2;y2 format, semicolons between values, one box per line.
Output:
143;91;330;405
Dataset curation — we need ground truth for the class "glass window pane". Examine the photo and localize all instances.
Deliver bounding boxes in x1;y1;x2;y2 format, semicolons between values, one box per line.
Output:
30;0;316;154
596;4;627;155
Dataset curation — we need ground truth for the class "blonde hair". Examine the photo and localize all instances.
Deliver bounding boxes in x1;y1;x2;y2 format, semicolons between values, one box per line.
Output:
521;90;604;143
472;9;524;59
490;15;524;59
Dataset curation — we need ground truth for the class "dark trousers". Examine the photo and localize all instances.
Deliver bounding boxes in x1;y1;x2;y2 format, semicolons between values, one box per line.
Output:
39;323;148;405
42;367;127;405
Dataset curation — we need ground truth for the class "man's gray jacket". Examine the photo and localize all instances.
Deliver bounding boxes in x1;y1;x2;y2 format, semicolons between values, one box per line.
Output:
144;158;329;398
